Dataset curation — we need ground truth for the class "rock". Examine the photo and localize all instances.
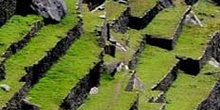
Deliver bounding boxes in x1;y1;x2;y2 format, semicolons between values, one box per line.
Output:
0;84;10;92
0;0;16;26
117;62;125;71
97;5;105;11
99;12;107;19
89;87;98;94
133;76;144;91
31;0;67;22
118;0;128;4
106;62;120;77
208;57;220;67
184;14;198;25
184;11;203;27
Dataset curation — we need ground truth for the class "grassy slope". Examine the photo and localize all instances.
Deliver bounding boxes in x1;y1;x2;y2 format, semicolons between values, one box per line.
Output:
173;0;220;58
136;45;175;109
28;33;101;110
27;1;103;110
105;0;126;21
0;15;41;60
79;72;135;110
166;64;220;110
142;4;187;38
0;0;77;106
129;0;156;17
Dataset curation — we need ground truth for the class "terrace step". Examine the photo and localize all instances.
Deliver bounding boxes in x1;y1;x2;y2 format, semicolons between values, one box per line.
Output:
0;0;77;107
165;64;220;110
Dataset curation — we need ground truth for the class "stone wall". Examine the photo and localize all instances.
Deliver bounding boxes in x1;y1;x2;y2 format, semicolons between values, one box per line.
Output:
171;6;191;48
0;0;17;26
196;80;220;110
145;35;173;50
60;61;104;110
151;61;180;91
98;20;110;47
128;2;164;30
112;2;164;33
145;6;191;50
2;20;44;59
177;31;220;75
16;0;35;15
177;57;200;75
129;94;139;110
83;0;105;11
128;37;146;70
0;20;44;80
21;20;82;85
112;7;131;33
1;20;83;109
0;63;5;80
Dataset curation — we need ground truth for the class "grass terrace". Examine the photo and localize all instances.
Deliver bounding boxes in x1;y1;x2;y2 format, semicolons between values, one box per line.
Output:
173;0;220;58
129;0;156;17
166;64;220;110
141;4;187;38
82;4;103;31
105;0;126;21
0;0;77;106
136;45;176;93
135;45;176;109
0;15;42;60
79;72;136;110
27;33;101;110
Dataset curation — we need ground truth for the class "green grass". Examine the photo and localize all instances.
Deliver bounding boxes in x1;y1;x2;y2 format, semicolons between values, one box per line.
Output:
136;45;176;90
129;0;156;17
0;15;42;60
79;72;136;110
105;0;126;21
173;0;220;58
82;0;126;32
27;33;101;110
141;4;187;38
0;0;77;106
166;64;220;110
135;45;176;109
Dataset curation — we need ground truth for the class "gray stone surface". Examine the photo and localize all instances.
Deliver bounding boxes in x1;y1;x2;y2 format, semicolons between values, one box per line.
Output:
0;84;10;92
197;80;220;110
31;0;67;22
0;0;16;26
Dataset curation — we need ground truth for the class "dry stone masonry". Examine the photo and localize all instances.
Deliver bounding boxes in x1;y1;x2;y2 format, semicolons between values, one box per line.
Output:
0;0;16;26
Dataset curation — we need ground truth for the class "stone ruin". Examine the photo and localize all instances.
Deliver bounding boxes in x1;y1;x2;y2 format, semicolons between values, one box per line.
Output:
0;0;220;110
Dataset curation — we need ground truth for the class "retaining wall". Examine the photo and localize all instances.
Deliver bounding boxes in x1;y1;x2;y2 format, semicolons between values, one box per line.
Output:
0;21;44;80
1;20;83;110
145;6;191;50
60;61;104;110
196;80;220;110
